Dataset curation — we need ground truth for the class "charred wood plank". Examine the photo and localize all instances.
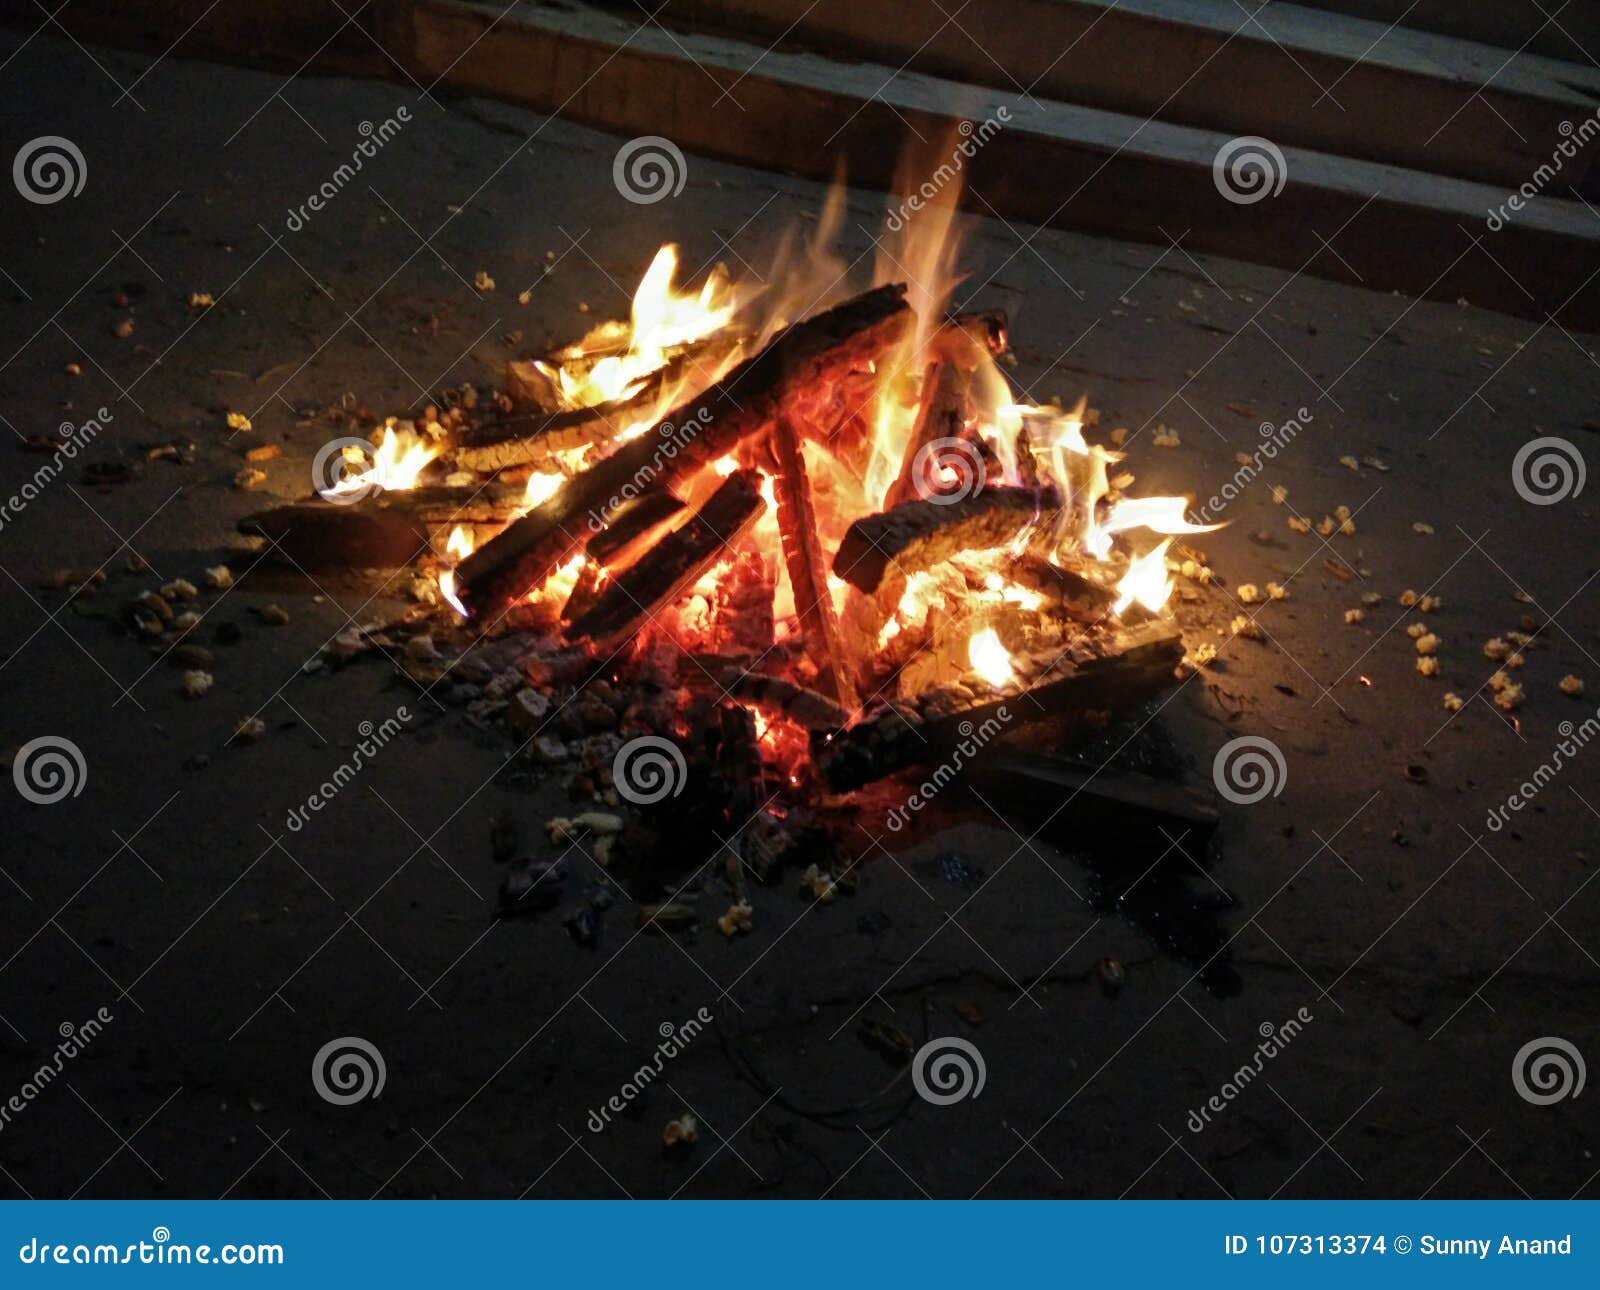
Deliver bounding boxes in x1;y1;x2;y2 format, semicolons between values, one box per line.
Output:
565;469;766;643
772;411;858;710
812;619;1183;791
716;670;849;731
456;283;911;620
238;483;525;570
832;485;1056;595
1005;554;1117;623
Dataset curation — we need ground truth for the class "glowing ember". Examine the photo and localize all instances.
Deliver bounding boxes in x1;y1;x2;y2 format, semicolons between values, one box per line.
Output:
967;627;1016;688
522;471;563;509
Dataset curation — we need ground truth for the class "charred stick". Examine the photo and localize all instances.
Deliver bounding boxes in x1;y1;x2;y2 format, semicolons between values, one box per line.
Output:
564;469;766;644
771;411;859;710
832;486;1058;595
456;283;911;620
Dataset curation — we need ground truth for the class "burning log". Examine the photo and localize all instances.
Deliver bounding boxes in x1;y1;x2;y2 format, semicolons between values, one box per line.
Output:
716;550;776;654
771;411;858;710
812;619;1183;791
931;308;1008;369
565;469;766;644
560;491;688;625
883;359;971;510
1005;553;1117;623
456;338;743;473
238;482;525;569
832;486;1057;596
455;283;911;620
713;669;849;731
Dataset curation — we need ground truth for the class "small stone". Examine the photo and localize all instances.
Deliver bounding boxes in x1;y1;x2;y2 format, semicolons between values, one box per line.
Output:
404;633;438;661
173;643;213;669
65;361;82;376
533;735;570;764
1412;521;1434;535
507;688;551;734
112;318;134;339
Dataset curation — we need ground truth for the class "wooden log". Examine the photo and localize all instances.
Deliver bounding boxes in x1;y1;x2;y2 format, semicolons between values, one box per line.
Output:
883;359;971;510
967;745;1217;860
771;411;858;710
565;469;766;643
812;618;1183;791
930;308;1008;369
585;489;686;569
832;485;1057;595
716;669;849;731
461;336;746;472
238;482;526;570
1004;553;1117;623
456;283;911;619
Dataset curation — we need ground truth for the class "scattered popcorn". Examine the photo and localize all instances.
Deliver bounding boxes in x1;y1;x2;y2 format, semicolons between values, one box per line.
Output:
1506;630;1535;648
1416;657;1439;677
1236;583;1261;604
258;603;290;626
234;716;267;742
1413;521;1434;535
1334;505;1352;521
1180;559;1213;584
474;269;495;291
1492;683;1524;712
1185;642;1218;668
1407;623;1427;639
1363;457;1389;472
203;565;233;589
1152;425;1181;448
1287;516;1311;533
1489;670;1513;692
187;291;214;310
1230;614;1264;641
245;443;279;463
1339;455;1360;471
1266;582;1288;600
161;578;198;601
1316;516;1336;537
717;901;754;938
1339;518;1357;536
1234;452;1252;466
112;318;134;339
1399;590;1419;607
799;864;837;903
517;289;532;305
1559;674;1584;696
65;361;82;376
226;411;252;432
232;467;266;491
181;669;213;698
1344;608;1365;624
1443;692;1463;711
662;1114;698;1149
1505;652;1525;670
1483;637;1511;660
1415;633;1439;656
1361;591;1383;607
1270;485;1287;505
1417;594;1442;613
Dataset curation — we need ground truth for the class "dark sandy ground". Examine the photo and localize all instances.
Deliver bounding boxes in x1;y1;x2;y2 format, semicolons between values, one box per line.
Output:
0;31;1597;1200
